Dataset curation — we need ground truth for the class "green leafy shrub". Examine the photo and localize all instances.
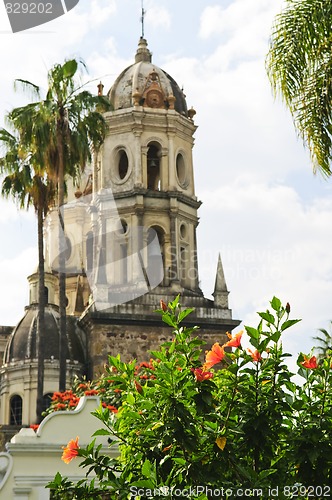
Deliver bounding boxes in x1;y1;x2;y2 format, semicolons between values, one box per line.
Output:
48;296;332;499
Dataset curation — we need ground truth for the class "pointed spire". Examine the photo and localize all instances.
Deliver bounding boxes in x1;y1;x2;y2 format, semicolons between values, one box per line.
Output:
213;253;229;308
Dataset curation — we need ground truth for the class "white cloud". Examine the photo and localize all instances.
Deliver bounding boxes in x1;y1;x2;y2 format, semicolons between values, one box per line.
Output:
0;246;37;325
197;178;332;357
145;3;171;31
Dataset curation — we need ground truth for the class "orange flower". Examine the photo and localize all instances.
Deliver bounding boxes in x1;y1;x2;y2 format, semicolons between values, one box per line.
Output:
301;355;318;369
55;403;66;410
225;330;243;348
192;367;214;382
84;389;99;396
107;405;118;413
204;343;225;369
248;348;262;362
61;436;79;464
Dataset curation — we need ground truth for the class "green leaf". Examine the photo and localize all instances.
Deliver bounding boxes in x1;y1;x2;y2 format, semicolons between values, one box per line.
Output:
270;296;281;311
92;429;110;436
178;308;194;323
258;468;277;480
269;331;281;343
131;479;155;488
245;326;259;339
280;319;301;331
126;393;135;405
162;314;177;328
141;459;152;478
62;59;78;78
258;311;275;324
172;457;186;465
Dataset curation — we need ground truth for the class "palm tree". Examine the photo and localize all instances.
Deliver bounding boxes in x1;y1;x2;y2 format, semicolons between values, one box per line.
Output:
8;59;110;392
313;321;332;361
266;0;332;176
0;128;55;422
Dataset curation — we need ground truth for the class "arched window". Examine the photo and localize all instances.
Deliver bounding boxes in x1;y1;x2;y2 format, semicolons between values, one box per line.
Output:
147;226;164;285
65;236;72;261
180;246;188;282
42;393;53;413
10;395;22;425
147;144;161;191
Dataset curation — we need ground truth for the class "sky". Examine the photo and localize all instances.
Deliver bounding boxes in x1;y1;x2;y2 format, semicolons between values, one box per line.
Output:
0;0;332;368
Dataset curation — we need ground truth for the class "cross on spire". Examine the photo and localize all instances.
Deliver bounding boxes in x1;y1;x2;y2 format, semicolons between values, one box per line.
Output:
141;0;145;38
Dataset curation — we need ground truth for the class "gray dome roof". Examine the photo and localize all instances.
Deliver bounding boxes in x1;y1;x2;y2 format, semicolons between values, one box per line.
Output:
108;38;188;117
4;304;86;365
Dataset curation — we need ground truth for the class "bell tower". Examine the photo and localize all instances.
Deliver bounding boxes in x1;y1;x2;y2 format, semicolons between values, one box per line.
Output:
94;38;202;299
77;38;240;375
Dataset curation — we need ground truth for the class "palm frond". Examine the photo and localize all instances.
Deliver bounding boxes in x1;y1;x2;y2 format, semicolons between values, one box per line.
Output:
266;0;332;175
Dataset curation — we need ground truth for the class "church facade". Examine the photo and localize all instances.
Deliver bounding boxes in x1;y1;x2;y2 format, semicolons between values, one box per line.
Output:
0;38;240;427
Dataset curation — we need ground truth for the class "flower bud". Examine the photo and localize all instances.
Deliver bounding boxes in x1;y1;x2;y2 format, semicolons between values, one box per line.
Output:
160;300;167;312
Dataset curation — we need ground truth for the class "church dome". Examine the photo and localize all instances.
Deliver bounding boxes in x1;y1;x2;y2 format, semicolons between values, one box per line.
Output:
4;304;86;365
108;38;188;116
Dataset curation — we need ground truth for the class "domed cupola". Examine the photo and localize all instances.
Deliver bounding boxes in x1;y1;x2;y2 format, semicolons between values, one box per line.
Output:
4;267;86;365
3;304;86;366
0;270;87;425
108;38;188;116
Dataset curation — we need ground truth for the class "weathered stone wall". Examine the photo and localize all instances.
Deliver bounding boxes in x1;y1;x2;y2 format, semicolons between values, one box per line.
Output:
84;317;231;377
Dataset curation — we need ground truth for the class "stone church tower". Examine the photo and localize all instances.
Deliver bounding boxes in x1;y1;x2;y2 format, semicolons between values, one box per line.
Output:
76;37;240;376
0;38;240;427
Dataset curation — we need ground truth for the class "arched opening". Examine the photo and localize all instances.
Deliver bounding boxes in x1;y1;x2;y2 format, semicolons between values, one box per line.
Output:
147;144;161;191
180;245;188;282
42;393;53;414
44;286;49;305
65;236;72;261
10;395;22;425
147;226;165;285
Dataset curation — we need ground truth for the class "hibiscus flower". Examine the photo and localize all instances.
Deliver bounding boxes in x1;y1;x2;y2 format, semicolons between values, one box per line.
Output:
225;330;243;348
301;355;318;369
204;343;225;369
192;367;214;382
61;436;80;464
247;348;262;362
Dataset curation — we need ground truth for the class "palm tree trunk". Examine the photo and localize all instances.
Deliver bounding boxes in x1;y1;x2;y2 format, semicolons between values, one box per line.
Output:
57;122;67;392
36;205;46;423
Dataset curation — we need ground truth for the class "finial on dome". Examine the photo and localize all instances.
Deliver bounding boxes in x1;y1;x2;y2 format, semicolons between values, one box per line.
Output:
188;106;196;120
135;37;152;63
97;81;104;96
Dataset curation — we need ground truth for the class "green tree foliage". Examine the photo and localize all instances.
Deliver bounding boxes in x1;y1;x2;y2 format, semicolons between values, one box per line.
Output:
48;297;332;499
7;58;110;392
267;0;332;175
0;127;55;422
313;321;332;361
